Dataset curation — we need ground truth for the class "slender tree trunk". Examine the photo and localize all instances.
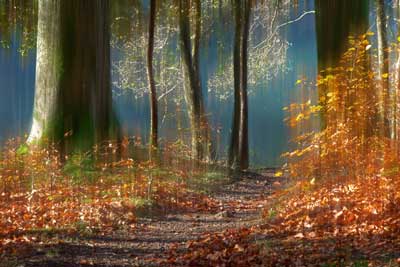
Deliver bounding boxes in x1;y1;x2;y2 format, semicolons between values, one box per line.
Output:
178;0;213;162
376;0;390;138
228;0;242;171
147;0;158;158
229;0;250;171
193;0;201;75
29;0;118;154
239;0;250;170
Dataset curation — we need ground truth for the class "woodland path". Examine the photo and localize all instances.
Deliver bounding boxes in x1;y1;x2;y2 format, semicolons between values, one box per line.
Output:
8;169;281;267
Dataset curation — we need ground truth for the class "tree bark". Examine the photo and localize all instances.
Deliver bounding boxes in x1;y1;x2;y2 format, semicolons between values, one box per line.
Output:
28;0;62;143
228;0;242;171
178;0;213;162
29;0;118;153
239;0;250;170
376;0;391;138
147;0;158;157
229;0;250;171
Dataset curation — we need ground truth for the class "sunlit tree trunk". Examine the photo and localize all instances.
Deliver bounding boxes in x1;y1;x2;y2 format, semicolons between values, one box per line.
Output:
147;0;158;158
28;0;62;143
29;0;118;153
376;0;390;138
229;0;250;172
178;0;213;162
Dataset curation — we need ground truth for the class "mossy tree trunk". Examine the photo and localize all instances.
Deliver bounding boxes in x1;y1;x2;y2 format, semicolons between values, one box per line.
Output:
29;0;118;154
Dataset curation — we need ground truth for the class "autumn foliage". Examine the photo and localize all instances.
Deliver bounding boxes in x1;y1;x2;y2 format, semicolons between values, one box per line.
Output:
0;138;219;256
263;33;400;265
159;34;400;266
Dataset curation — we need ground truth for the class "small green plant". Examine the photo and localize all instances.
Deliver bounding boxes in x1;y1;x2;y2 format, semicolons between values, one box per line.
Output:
63;152;96;184
74;220;90;233
267;208;277;220
16;143;29;156
351;260;368;267
45;248;60;258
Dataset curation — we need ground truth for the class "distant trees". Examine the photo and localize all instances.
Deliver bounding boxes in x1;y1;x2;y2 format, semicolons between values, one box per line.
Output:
111;0;290;169
0;0;37;56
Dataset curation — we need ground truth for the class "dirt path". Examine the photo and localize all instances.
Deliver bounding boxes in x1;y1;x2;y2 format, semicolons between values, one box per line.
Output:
7;170;279;267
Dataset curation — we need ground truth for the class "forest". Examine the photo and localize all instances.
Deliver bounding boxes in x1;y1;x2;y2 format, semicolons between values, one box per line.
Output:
0;0;399;266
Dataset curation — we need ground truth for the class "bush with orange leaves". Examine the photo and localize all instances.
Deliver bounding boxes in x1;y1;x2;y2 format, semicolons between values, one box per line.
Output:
283;32;399;181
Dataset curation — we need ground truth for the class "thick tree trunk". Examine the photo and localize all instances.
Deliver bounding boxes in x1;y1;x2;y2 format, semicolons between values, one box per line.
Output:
29;0;118;153
28;0;62;143
315;0;369;129
147;0;158;157
178;0;213;162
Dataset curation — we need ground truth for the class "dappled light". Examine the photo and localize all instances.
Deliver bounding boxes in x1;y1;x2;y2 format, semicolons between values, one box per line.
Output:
1;0;400;266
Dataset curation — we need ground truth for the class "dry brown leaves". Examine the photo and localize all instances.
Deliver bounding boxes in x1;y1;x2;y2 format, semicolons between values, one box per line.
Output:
162;175;400;266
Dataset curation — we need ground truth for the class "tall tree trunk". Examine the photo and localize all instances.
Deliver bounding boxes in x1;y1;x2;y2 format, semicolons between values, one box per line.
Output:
239;0;250;170
376;0;391;138
147;0;158;158
228;0;242;171
178;0;213;162
28;0;62;143
229;0;250;171
29;0;118;154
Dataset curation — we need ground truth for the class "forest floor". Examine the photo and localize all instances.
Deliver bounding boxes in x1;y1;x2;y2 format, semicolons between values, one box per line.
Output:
1;169;281;267
2;168;400;267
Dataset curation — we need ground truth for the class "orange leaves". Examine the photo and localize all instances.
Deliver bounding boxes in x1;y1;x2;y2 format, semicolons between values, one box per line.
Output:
282;34;390;182
0;183;139;237
253;175;400;266
0;136;225;258
166;228;261;266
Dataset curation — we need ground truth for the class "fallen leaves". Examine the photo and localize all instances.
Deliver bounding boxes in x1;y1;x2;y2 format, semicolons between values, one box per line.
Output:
164;228;262;267
160;172;400;267
0;139;223;259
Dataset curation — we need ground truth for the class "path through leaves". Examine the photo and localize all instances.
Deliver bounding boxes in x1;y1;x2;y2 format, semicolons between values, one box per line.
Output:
0;170;276;267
